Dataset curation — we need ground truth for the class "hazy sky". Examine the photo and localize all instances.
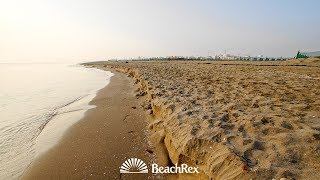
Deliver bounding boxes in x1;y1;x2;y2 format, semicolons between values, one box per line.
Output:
0;0;319;63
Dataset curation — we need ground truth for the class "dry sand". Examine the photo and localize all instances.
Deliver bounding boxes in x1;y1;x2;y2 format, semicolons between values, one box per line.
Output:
22;71;155;180
86;59;320;179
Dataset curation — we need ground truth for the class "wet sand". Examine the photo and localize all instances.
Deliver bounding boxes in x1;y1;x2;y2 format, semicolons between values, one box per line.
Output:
22;71;154;179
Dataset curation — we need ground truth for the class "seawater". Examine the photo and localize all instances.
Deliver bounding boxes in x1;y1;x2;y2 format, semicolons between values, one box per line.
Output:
0;63;113;179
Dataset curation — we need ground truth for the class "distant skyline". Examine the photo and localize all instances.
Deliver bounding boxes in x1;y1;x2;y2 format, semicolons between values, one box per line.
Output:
0;0;319;63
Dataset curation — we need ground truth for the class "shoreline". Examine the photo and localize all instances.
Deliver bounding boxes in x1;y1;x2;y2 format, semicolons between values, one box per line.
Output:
22;70;155;179
34;93;97;159
0;64;112;179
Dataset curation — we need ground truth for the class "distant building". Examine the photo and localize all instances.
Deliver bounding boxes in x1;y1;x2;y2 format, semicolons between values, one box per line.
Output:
296;51;320;59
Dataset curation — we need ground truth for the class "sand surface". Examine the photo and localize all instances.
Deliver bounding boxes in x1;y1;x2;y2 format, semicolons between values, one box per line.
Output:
22;71;155;180
86;59;320;179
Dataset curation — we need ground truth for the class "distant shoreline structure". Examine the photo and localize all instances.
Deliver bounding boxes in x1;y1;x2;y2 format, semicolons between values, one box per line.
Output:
108;55;291;62
89;51;320;63
296;51;320;59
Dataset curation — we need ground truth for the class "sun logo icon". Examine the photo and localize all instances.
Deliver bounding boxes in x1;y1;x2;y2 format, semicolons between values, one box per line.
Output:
120;158;148;173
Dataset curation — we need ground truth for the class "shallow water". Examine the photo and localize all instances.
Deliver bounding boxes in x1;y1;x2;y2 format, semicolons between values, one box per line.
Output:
0;63;113;179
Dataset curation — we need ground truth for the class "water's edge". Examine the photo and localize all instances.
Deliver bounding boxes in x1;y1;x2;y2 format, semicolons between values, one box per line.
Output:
20;66;114;178
0;63;113;179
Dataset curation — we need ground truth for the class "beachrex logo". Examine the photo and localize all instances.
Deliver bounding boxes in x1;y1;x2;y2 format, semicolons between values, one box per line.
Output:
120;158;199;174
120;158;148;173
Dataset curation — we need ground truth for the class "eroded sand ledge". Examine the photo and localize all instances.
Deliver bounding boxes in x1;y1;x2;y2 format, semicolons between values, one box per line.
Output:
87;60;320;179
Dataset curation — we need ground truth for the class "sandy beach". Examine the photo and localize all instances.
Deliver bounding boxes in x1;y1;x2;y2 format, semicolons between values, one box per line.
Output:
21;59;320;180
22;71;154;180
84;59;320;179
